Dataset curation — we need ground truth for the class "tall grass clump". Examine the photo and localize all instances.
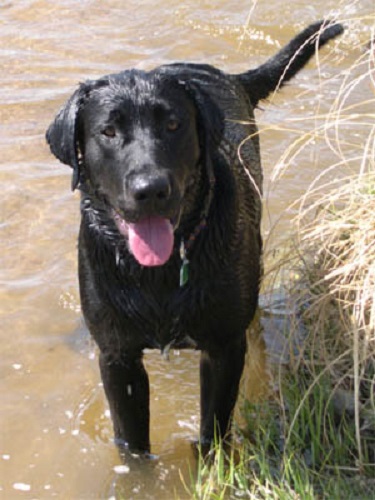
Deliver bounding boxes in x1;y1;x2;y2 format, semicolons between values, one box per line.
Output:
261;16;375;494
264;15;375;494
186;14;374;499
289;31;375;474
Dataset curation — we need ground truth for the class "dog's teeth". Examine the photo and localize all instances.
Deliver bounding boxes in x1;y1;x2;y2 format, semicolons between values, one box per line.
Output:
126;384;132;396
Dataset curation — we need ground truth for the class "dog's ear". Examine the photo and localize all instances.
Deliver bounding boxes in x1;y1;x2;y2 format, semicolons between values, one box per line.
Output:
182;79;224;157
180;79;224;206
46;80;99;191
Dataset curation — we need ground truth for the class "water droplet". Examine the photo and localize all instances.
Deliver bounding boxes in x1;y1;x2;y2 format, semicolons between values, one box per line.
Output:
113;465;130;474
13;483;31;491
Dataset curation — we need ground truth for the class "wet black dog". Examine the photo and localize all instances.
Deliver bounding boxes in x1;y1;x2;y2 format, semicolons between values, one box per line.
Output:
47;21;342;455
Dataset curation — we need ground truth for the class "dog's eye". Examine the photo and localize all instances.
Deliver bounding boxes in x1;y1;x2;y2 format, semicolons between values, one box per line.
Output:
166;118;180;132
101;126;116;138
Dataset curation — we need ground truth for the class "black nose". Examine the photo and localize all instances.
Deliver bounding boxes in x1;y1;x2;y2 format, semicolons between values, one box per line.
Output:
128;173;172;207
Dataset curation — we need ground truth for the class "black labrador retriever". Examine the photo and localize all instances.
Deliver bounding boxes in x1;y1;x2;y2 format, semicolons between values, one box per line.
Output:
47;21;343;455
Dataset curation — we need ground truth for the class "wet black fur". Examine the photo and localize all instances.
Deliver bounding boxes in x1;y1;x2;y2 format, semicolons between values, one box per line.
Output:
46;21;343;454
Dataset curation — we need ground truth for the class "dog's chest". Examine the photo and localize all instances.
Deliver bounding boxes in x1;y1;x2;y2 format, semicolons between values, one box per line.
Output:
116;266;204;350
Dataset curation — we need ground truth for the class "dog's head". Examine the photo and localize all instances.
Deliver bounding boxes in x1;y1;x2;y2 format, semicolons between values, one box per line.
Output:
46;68;223;267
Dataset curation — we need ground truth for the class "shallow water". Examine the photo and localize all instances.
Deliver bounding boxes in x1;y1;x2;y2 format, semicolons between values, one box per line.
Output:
0;1;373;498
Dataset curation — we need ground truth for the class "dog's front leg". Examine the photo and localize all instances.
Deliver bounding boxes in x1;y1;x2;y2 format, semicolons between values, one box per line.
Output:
199;336;246;446
99;352;150;454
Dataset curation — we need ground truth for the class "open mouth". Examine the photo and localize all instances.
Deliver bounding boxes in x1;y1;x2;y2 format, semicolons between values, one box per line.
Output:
113;211;175;267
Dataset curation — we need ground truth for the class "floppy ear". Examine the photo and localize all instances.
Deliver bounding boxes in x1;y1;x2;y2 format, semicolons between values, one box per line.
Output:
180;79;224;196
46;82;92;191
177;78;225;220
182;79;224;155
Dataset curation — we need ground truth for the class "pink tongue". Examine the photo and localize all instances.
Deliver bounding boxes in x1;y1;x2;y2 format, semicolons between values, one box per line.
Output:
128;216;174;267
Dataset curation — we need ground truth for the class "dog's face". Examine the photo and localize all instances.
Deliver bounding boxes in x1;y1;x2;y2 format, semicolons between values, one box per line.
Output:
80;74;201;222
80;74;201;265
47;70;222;266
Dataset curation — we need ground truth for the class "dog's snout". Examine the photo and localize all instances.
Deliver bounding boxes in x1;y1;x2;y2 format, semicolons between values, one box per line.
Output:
134;176;171;202
128;173;172;211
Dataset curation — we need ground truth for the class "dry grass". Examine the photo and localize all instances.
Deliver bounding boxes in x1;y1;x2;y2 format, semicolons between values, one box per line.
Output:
265;20;375;472
291;174;375;470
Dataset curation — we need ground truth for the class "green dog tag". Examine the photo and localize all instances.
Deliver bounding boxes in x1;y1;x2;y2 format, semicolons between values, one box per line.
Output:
179;240;189;287
180;259;189;287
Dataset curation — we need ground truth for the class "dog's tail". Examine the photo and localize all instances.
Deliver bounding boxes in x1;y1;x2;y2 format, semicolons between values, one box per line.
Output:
238;20;344;107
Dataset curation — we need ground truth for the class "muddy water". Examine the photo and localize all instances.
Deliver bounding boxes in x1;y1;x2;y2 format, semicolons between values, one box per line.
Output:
1;1;373;498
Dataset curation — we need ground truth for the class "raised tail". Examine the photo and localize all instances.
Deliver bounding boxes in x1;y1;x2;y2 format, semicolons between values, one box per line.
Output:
238;20;344;107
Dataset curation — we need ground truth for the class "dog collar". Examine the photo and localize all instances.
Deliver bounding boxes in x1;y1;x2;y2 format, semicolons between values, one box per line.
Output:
179;164;216;287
